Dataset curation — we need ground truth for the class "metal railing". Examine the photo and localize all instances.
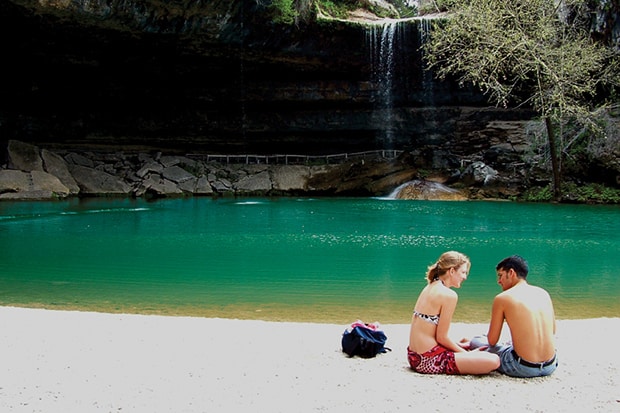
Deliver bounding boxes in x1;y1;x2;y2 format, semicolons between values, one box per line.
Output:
186;150;403;165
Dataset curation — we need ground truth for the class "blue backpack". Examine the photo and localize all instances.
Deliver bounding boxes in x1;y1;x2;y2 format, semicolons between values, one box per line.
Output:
342;325;391;358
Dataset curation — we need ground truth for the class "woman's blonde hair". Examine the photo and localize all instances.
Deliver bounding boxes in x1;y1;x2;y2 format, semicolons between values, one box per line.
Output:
425;251;470;283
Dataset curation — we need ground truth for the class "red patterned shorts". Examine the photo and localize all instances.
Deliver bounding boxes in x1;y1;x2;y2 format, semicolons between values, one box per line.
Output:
407;345;460;375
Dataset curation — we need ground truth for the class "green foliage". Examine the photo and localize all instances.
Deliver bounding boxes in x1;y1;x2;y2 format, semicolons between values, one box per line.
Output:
523;106;620;187
522;185;553;202
269;0;299;24
419;0;459;15
417;169;431;178
425;0;620;201
583;106;620;162
316;0;352;19
390;0;418;18
562;182;620;203
522;182;620;203
314;0;404;20
425;0;617;119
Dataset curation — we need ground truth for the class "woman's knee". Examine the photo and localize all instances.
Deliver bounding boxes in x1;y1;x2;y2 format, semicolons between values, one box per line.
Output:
455;352;499;374
487;352;501;370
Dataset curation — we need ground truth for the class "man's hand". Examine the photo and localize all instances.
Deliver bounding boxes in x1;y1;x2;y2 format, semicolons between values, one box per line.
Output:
460;337;489;351
458;338;471;350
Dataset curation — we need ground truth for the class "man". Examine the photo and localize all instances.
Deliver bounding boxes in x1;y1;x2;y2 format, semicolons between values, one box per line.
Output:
470;255;558;377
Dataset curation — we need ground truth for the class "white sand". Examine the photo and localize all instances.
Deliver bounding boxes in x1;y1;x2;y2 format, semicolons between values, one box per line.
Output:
0;307;618;412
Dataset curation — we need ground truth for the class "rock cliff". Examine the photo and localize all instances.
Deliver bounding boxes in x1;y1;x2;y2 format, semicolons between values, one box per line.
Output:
0;139;525;200
1;140;424;199
0;0;531;156
0;0;618;201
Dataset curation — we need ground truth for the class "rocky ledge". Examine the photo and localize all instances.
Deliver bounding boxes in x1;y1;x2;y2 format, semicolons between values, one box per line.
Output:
0;140;509;201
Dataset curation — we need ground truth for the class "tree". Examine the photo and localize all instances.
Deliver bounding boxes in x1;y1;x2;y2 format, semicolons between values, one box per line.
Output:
424;0;619;201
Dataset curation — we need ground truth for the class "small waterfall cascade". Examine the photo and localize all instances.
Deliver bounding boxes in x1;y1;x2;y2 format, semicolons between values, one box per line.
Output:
386;180;467;200
367;20;406;149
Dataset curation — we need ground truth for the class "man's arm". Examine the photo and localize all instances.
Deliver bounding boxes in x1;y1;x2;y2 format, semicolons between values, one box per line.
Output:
486;296;505;346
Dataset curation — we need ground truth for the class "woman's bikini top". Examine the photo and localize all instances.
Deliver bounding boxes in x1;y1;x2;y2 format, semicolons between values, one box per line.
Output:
413;279;442;325
413;310;440;325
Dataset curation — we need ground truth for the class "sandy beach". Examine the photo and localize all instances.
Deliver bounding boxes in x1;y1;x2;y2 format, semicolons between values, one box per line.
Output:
0;307;618;412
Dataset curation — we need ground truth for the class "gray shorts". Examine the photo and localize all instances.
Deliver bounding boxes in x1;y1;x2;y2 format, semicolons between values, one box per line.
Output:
470;335;558;378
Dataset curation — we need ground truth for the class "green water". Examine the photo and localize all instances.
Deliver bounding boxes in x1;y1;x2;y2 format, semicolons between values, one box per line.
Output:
0;197;618;323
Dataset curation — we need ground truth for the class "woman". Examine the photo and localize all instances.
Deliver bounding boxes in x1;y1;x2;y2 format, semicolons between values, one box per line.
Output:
408;251;500;375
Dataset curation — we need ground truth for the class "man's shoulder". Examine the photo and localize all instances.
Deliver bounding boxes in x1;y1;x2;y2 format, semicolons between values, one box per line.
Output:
493;287;525;304
492;290;511;311
496;283;553;307
494;289;513;300
520;283;552;298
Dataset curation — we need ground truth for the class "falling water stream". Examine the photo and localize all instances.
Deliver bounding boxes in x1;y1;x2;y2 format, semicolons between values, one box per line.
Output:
366;16;435;150
367;20;405;149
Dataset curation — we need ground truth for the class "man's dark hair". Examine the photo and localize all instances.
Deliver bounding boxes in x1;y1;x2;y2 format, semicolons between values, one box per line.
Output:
496;255;529;279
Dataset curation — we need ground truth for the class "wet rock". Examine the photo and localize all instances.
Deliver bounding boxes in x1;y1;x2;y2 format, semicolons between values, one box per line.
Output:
0;170;31;195
194;176;214;195
41;149;80;195
234;170;272;194
461;161;499;186
30;170;71;198
137;161;164;178
212;178;233;194
137;173;184;197
272;165;310;192
70;165;131;195
7;140;44;172
162;165;196;184
159;156;181;168
0;140;542;201
178;177;198;193
65;153;95;168
0;169;70;199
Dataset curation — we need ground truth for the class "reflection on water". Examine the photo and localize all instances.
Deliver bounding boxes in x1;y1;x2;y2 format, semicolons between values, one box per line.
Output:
0;198;618;323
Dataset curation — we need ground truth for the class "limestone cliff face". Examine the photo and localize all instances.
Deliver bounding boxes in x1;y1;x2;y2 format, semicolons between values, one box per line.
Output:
0;0;534;159
1;1;618;200
1;0;617;167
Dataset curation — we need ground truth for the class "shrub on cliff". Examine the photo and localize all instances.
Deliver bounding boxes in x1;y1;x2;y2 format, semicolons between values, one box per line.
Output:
424;0;620;202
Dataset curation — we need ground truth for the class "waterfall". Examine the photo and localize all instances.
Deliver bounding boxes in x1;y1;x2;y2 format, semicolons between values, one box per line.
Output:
419;18;434;102
366;15;437;149
367;20;405;149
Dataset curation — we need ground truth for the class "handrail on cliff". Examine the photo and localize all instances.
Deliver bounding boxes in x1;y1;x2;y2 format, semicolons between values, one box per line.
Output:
185;150;403;165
